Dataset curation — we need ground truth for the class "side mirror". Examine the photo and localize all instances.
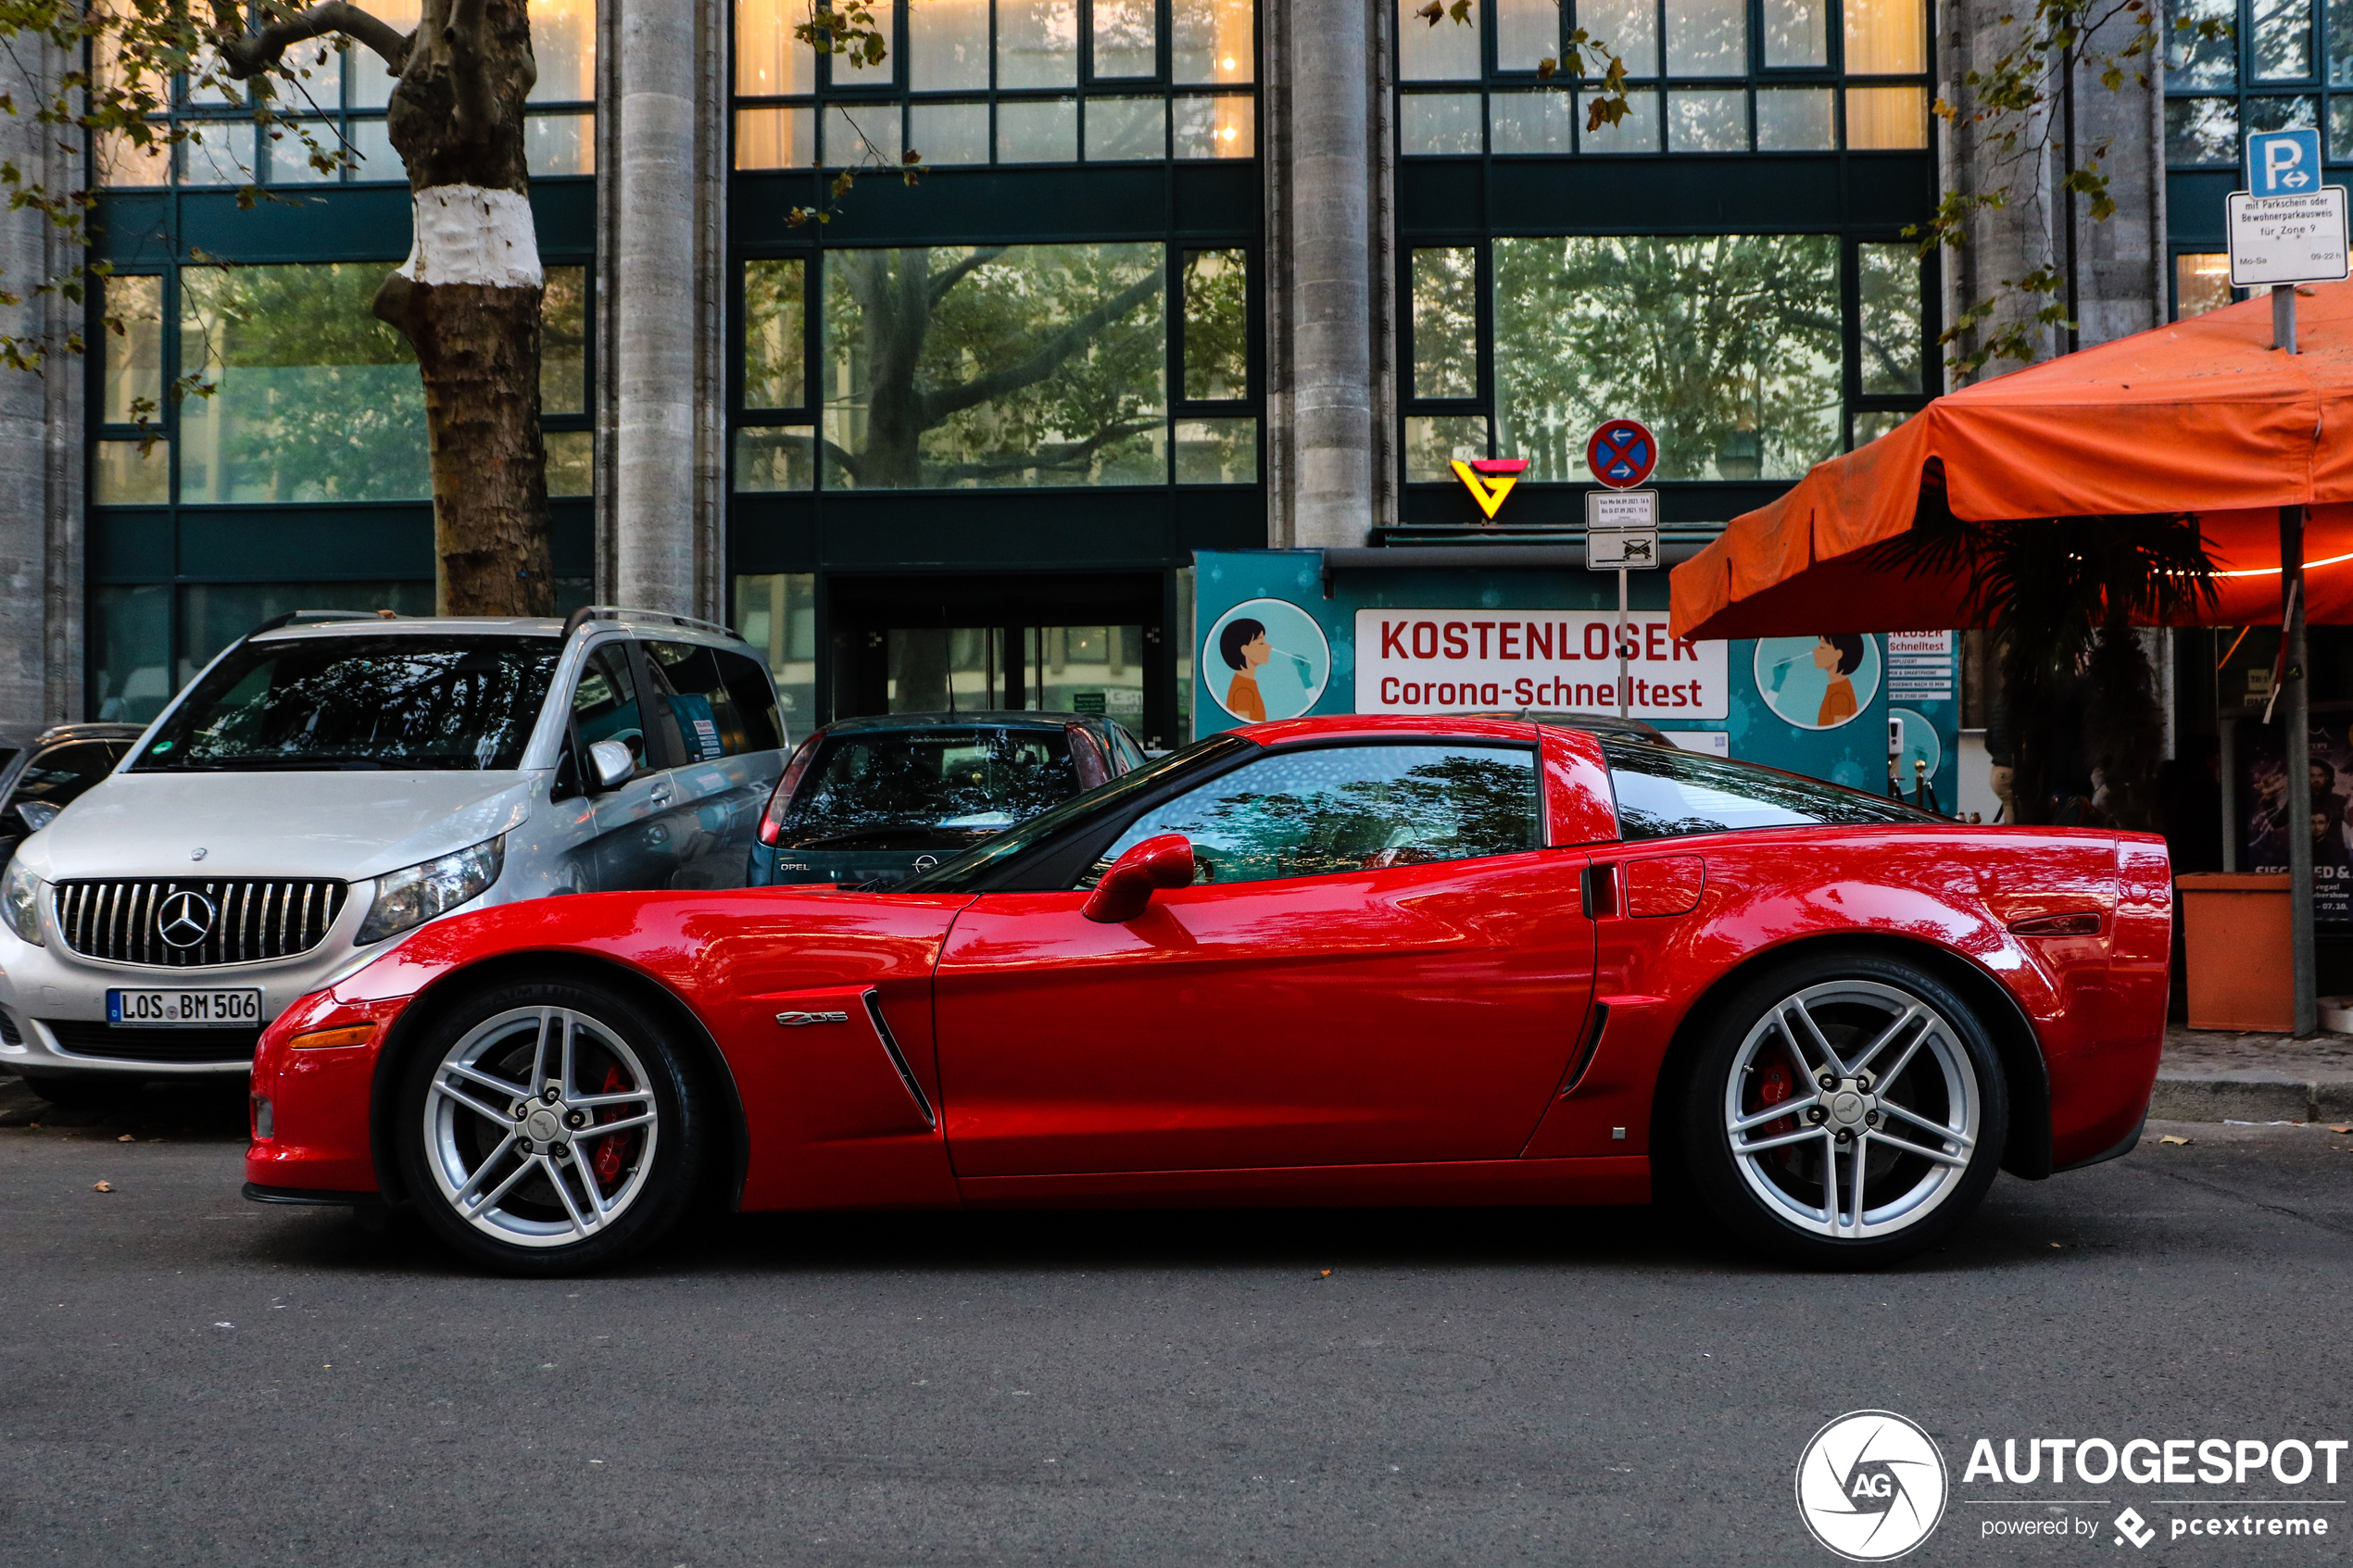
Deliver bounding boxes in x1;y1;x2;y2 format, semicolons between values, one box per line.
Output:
14;800;59;834
588;738;635;791
1082;833;1196;924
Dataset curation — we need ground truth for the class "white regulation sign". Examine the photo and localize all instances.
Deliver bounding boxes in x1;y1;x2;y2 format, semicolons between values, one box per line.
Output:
1354;608;1729;719
2227;187;2352;286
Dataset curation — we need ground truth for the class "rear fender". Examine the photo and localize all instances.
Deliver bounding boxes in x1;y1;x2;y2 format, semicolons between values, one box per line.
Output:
1524;830;2106;1179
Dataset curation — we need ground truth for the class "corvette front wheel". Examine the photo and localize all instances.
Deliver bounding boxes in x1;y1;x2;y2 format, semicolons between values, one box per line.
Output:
392;979;711;1276
1681;952;2007;1268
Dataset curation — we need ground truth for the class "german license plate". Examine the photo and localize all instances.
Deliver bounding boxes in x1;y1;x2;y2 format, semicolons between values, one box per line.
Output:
106;988;263;1028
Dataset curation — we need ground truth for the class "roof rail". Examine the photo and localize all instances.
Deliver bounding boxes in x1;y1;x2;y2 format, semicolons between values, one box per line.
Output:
561;604;744;641
250;608;399;634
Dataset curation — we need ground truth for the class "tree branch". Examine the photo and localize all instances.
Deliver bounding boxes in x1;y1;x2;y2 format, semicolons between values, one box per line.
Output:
926;245;1008;310
929;420;1159;481
918;271;1164;424
216;2;415;80
446;0;498;141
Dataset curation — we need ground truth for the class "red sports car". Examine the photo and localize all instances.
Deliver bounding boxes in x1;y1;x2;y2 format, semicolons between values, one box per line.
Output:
244;715;2171;1274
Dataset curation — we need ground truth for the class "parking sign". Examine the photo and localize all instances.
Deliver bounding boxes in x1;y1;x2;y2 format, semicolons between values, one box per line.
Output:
2248;128;2323;195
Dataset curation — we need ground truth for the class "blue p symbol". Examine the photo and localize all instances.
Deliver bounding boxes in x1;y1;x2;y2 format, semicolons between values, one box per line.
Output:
2253;129;2322;193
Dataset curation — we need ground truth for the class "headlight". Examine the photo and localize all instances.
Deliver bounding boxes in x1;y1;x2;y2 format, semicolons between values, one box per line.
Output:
358;836;504;944
1;859;44;947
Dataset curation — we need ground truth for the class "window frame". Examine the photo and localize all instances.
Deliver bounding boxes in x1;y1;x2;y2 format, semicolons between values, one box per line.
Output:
1393;0;1932;155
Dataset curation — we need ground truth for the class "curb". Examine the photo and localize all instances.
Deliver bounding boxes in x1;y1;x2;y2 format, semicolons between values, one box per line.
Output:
2151;1074;2353;1123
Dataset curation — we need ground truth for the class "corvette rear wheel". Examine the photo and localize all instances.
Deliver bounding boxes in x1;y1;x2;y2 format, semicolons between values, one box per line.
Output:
1681;952;2007;1267
393;979;709;1276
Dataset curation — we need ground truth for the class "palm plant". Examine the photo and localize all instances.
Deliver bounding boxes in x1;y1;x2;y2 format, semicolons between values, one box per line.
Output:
1874;478;2219;828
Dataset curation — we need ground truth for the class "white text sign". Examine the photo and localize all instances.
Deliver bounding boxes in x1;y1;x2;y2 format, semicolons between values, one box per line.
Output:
2228;188;2351;286
1354;609;1729;719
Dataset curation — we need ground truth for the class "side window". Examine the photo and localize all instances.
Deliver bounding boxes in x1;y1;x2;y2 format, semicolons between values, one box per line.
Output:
572;644;648;777
1603;740;1926;841
11;743;117;813
1087;743;1541;888
645;640;786;760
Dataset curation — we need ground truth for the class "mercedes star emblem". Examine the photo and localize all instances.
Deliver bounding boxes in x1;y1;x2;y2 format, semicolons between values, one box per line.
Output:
156;889;217;949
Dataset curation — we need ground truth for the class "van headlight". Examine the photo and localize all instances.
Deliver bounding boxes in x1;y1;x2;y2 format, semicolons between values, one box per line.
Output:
2;859;45;947
358;837;505;944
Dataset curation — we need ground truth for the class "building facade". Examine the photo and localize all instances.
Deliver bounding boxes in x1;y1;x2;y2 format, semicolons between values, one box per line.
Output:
0;0;2182;750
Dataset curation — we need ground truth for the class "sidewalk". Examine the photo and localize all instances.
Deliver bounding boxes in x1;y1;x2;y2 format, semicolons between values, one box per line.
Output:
2152;1024;2353;1123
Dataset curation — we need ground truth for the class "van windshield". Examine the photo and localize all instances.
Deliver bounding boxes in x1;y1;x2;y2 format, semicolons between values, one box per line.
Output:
132;634;561;771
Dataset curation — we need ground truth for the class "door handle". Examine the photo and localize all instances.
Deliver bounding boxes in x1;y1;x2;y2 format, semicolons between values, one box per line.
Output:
648;782;674;805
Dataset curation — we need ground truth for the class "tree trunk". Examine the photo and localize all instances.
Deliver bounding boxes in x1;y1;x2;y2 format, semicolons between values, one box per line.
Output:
2084;618;2167;832
370;0;554;616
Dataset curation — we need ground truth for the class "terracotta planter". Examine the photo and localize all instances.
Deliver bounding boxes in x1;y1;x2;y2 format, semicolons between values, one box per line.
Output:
2177;872;2295;1033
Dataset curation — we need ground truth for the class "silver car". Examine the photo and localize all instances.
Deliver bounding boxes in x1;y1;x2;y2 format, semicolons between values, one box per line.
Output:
0;608;787;1107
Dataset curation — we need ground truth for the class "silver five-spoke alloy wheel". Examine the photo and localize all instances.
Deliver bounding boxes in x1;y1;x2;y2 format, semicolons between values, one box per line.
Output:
1720;978;1981;1241
422;1006;661;1249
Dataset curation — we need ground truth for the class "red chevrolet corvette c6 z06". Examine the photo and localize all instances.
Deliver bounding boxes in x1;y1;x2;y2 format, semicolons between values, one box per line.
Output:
244;715;2171;1274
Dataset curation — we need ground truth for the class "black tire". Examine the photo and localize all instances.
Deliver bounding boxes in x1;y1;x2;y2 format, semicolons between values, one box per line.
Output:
1680;949;2008;1268
19;1072;141;1110
391;977;711;1276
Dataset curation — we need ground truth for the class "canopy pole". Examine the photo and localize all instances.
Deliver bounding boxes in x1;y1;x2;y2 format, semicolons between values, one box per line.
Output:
2284;503;2318;1037
2219;673;2239;873
2274;284;2299;355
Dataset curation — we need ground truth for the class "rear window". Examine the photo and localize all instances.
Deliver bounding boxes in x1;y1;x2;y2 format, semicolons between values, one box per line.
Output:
786;726;1082;843
132;634;560;772
1603;741;1931;841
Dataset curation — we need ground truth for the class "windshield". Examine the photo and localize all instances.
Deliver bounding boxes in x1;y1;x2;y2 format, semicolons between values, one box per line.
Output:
132;633;560;772
778;725;1083;848
899;732;1256;891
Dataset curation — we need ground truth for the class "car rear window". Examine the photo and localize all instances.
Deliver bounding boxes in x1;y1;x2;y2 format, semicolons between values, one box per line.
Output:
132;634;560;772
784;726;1083;844
1602;741;1932;841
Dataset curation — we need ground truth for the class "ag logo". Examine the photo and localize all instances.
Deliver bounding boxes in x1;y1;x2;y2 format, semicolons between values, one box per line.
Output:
1795;1411;1947;1562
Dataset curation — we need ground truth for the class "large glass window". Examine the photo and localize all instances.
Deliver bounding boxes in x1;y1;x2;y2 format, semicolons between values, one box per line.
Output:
1396;0;1928;154
1092;743;1542;885
819;243;1166;488
2164;0;2353;165
1406;233;1924;483
95;0;594;188
94;263;592;508
180;264;432;503
1491;234;1842;482
733;0;1257;169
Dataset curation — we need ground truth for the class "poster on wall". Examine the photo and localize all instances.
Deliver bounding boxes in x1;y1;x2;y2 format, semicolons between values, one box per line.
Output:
1352;609;1729;719
2243;721;2353;926
1201;598;1335;722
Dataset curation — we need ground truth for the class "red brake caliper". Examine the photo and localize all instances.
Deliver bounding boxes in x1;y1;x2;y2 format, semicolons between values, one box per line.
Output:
591;1063;632;1187
1755;1055;1795;1147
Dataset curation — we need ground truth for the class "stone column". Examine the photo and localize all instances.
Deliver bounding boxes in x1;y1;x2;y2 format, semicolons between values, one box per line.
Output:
606;0;728;618
0;35;83;728
1939;0;2167;379
1266;0;1389;548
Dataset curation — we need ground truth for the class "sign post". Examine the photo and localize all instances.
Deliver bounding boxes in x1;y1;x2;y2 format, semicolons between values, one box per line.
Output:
1584;420;1661;720
2231;127;2342;1035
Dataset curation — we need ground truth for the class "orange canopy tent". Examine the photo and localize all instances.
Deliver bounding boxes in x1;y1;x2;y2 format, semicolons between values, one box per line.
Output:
1669;280;2353;641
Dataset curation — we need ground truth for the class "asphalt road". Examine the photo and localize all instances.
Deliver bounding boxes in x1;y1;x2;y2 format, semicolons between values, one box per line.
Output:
3;1075;2351;1568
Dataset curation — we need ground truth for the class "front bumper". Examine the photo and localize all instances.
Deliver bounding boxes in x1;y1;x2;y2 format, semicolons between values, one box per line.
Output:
0;905;373;1077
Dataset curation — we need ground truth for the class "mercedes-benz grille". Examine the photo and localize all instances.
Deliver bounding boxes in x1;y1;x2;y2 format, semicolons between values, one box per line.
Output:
53;879;349;967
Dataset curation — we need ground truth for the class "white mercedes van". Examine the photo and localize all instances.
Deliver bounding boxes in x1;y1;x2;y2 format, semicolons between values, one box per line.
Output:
0;608;786;1106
